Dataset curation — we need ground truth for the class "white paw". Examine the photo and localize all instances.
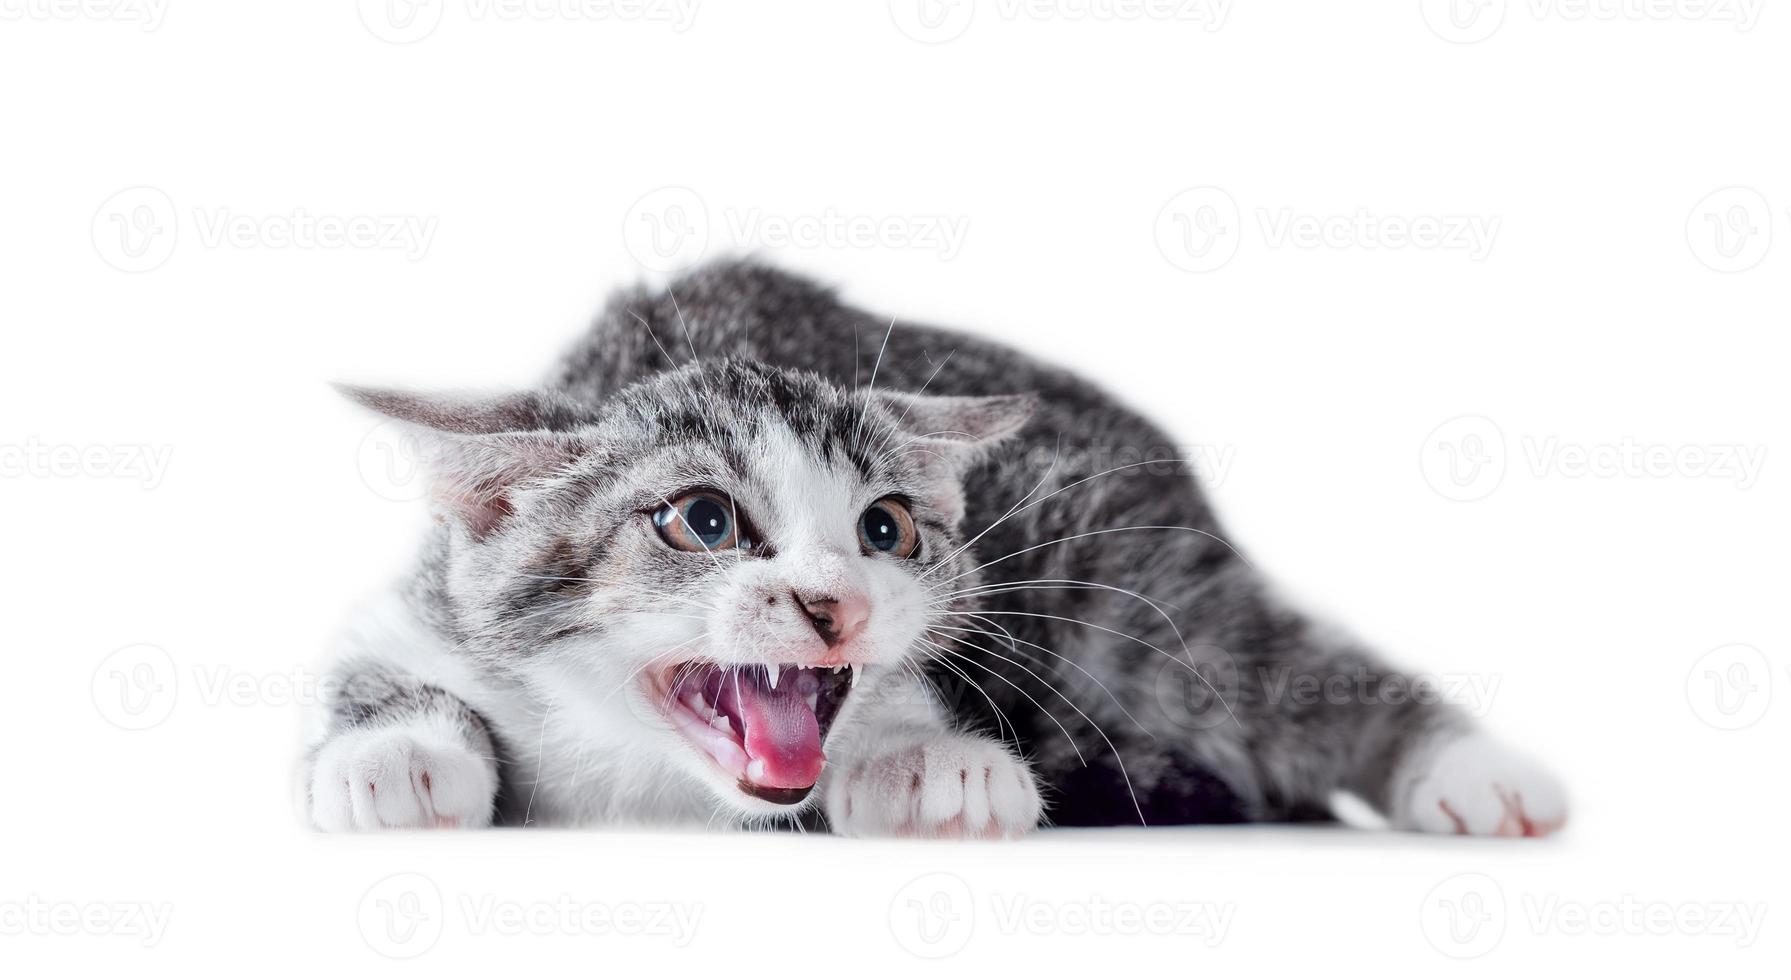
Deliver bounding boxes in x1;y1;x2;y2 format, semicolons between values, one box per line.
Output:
826;733;1042;839
309;726;496;832
1396;733;1567;837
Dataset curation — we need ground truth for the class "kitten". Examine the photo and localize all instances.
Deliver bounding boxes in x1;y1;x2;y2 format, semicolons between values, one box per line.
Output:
302;259;1566;838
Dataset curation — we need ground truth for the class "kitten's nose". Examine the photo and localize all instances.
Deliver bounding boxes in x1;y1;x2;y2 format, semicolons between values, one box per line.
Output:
793;590;869;648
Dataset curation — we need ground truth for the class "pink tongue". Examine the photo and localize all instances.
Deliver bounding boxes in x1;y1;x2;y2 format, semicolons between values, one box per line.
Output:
715;668;823;789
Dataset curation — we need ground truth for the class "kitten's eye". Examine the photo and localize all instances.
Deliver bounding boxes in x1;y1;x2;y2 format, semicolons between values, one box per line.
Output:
859;498;919;558
653;492;744;553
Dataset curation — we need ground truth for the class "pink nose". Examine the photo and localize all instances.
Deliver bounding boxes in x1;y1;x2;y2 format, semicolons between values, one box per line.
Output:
793;590;870;648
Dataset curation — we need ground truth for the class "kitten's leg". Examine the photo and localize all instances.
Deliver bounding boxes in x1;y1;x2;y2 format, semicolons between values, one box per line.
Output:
1376;722;1568;837
303;658;500;831
821;671;1042;838
1249;629;1568;837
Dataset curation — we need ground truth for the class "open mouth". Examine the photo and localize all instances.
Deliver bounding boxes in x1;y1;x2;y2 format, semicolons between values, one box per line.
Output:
649;662;856;806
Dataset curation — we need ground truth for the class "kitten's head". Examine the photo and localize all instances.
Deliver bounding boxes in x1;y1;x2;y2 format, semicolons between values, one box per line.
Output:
342;359;1031;816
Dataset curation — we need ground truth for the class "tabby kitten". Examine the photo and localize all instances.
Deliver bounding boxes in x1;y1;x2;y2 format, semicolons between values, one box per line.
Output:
303;260;1564;838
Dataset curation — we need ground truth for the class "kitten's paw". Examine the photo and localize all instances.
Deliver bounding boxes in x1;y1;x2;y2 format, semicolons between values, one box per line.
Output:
308;728;495;832
1395;733;1567;838
826;734;1041;839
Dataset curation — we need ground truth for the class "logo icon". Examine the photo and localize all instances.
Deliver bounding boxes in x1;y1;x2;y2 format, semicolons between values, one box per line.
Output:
92;187;178;273
356;419;430;503
888;0;975;43
1419;872;1506;958
1420;0;1508;43
1154;645;1239;732
1686;643;1773;730
622;186;710;272
358;0;445;44
1420;415;1506;502
91;643;179;730
1155;187;1241;273
888;872;975;958
1686;187;1772;273
357;872;444;958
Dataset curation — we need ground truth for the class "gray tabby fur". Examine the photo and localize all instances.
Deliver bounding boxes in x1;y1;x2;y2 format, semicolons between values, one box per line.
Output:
300;258;1565;838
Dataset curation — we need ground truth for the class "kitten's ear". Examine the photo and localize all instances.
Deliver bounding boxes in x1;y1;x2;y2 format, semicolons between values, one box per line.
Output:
874;391;1036;460
335;384;594;538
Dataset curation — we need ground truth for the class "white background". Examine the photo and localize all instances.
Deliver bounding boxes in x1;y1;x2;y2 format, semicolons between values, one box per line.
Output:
2;0;1786;974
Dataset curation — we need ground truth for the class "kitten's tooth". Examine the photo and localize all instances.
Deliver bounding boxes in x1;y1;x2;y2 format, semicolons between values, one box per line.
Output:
746;759;768;783
848;664;858;688
709;713;731;732
765;664;780;691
